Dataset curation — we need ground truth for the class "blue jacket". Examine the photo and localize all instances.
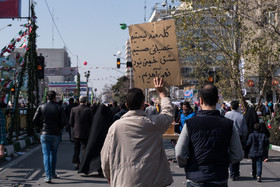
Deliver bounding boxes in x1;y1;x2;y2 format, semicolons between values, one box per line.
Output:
180;112;195;131
246;131;269;158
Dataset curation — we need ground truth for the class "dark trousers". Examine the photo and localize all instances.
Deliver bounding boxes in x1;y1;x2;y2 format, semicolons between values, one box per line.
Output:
230;162;240;177
72;138;88;164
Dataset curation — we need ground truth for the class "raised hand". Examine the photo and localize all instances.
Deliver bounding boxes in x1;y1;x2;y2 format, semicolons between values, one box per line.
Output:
153;77;166;98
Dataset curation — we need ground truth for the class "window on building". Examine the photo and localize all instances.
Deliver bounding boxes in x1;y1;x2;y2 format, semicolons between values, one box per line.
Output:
181;67;193;77
263;9;276;25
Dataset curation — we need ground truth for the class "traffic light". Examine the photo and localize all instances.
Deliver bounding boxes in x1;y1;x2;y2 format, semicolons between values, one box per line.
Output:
127;61;132;68
117;58;120;69
36;56;45;79
208;71;214;83
11;85;15;95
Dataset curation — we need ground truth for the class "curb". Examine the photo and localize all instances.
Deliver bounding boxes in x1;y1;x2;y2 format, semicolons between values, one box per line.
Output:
4;133;40;157
270;144;280;152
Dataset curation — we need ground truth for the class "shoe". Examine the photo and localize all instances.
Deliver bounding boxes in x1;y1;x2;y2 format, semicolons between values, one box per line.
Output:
231;176;236;181
52;173;60;178
264;158;268;162
44;177;51;183
98;171;104;177
257;176;261;182
252;175;257;179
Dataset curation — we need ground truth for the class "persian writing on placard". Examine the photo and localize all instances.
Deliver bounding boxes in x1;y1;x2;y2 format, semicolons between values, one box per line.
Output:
129;19;182;89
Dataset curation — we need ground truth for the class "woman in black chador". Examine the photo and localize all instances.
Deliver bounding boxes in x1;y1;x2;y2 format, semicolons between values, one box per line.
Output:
78;103;113;175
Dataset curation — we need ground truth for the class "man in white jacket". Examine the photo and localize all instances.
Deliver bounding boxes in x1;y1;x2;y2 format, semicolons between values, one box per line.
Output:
101;77;174;187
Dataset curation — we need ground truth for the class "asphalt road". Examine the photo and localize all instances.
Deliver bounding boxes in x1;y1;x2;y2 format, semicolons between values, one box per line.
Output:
0;132;279;187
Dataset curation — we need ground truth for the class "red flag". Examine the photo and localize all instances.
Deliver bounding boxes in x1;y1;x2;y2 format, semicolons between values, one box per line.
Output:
0;0;21;18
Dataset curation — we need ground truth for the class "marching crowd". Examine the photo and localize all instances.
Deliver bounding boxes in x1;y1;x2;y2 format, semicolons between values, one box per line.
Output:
0;77;278;186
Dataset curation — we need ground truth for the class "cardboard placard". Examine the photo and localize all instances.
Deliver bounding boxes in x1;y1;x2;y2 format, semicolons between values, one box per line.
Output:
129;19;182;89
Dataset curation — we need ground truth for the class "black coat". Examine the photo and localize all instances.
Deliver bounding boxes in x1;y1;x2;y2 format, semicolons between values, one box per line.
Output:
33;101;67;136
69;104;93;139
78;104;113;174
245;107;259;135
246;131;269;158
110;106;120;116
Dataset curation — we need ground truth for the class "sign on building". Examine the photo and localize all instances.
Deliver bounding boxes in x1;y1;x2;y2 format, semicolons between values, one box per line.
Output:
45;67;78;76
48;82;87;88
129;19;182;89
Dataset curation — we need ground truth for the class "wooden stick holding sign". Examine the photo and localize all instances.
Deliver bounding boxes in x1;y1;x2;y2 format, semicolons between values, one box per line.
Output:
129;19;182;89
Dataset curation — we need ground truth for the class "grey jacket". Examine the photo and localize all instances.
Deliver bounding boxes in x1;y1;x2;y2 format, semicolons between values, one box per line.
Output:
225;110;248;143
101;97;174;187
145;105;158;115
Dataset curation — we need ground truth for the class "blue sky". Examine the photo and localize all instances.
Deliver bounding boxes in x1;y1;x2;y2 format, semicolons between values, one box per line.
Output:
0;0;177;94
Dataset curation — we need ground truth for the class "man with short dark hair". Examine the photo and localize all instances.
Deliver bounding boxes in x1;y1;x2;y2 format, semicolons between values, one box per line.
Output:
178;101;195;132
225;100;247;181
175;84;243;187
261;101;271;116
69;95;93;170
101;78;174;186
33;91;67;183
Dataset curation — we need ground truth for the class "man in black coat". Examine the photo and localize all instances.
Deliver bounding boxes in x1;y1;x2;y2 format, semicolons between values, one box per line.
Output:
69;95;93;170
33;91;67;183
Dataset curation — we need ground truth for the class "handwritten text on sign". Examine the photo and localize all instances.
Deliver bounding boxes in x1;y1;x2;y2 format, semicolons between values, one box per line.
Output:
129;19;181;89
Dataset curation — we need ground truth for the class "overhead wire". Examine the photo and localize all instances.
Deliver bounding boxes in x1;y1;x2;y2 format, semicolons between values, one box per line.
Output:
44;0;81;68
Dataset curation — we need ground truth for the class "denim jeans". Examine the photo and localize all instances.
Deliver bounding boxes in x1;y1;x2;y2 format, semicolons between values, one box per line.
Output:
252;157;263;177
186;180;228;187
41;134;60;179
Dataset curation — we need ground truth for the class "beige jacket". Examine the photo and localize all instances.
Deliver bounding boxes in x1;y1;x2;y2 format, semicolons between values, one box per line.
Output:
101;97;174;187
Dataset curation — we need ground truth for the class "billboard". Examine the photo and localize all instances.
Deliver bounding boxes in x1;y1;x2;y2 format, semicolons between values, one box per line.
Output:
0;0;21;18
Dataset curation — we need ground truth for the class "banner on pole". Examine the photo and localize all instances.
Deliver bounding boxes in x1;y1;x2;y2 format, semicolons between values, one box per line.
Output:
129;19;182;89
0;0;21;18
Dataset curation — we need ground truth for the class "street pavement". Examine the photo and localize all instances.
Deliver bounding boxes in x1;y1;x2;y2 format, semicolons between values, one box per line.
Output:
0;131;279;187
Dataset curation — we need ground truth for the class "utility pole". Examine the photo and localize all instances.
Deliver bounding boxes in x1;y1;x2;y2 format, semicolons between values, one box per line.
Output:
144;0;147;22
84;71;90;99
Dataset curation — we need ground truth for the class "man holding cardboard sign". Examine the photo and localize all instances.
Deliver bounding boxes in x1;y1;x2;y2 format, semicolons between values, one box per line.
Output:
101;77;174;187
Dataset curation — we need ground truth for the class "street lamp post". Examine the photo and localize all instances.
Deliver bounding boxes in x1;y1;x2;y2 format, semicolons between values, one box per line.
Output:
94;88;97;102
84;70;90;99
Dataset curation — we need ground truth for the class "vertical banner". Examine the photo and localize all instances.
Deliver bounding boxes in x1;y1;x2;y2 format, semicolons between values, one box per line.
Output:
129;19;182;89
0;0;21;18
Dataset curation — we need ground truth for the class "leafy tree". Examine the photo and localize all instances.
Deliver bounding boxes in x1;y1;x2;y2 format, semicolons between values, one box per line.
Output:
174;0;280;108
174;0;247;107
112;76;130;103
101;84;114;103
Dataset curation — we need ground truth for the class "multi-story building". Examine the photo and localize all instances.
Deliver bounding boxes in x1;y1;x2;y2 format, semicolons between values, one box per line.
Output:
38;47;73;83
37;47;74;99
125;39;134;89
